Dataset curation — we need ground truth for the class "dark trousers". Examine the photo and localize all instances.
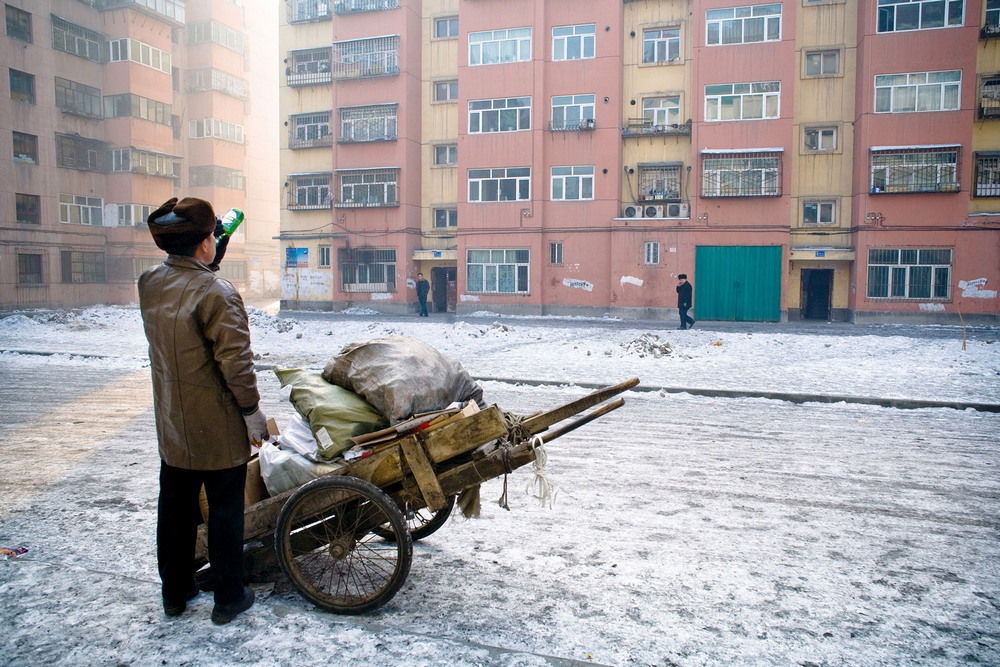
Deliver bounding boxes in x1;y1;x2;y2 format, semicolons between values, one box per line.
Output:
158;460;246;606
679;306;695;329
418;297;429;316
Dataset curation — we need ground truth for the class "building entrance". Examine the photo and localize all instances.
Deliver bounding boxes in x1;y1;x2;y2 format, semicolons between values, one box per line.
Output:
431;266;457;313
801;269;833;320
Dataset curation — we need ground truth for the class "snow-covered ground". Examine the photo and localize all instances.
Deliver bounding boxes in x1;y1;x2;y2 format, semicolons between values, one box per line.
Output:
0;305;998;666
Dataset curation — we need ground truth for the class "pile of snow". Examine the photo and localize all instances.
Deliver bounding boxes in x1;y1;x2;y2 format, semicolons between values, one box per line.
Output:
620;333;674;358
246;306;298;334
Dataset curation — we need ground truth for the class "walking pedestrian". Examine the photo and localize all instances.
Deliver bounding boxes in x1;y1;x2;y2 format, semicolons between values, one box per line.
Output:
676;273;695;329
416;272;430;317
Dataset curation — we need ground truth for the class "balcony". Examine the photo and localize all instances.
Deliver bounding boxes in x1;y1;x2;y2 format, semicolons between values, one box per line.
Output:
549;119;596;132
97;0;185;26
622;118;692;138
334;0;399;14
981;21;1000;40
287;0;332;24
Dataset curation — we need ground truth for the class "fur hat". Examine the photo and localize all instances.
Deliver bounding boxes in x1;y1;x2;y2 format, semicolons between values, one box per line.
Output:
147;197;216;252
678;274;687;280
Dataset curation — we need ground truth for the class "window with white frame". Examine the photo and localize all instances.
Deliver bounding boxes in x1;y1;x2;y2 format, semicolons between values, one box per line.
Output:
706;3;781;45
549;242;563;265
988;0;1000;33
974;152;1000;197
332;35;399;79
288;173;331;209
466;249;529;293
469;27;531;65
644;241;660;265
643;96;681;126
52;16;104;63
189;118;244;143
187;20;244;54
337;169;399;207
318;245;331;268
702;150;782;197
643;28;680;63
59;194;104;225
867;248;951;299
875;70;961;113
870;146;959;193
108;38;171;73
705;81;779;121
877;0;964;33
289;112;331;149
117;203;153;226
188;165;243;188
638;163;682;201
434;208;457;227
186;69;247;99
805;49;839;76
339;104;397;142
552;24;594;61
435;16;458;38
551;94;595;130
803;200;836;225
434;80;458;101
339;247;396;293
287;47;333;86
551;166;594;201
434;144;457;165
468;167;531;202
469;97;531;133
804;126;837;152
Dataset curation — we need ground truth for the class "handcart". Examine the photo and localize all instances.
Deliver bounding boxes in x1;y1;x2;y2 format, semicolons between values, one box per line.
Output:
196;377;639;614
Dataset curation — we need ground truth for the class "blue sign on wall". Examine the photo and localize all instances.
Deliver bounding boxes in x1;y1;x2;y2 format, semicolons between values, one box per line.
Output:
286;247;308;268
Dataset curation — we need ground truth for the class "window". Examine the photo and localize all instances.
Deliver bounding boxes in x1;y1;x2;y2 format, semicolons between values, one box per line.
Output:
644;242;660;265
289;112;331;149
318;245;331;268
186;69;248;99
551;165;594;200
804;126;837;152
103;93;171;125
287;48;333;86
332;36;399;79
870;147;959;194
975;152;1000;197
469;27;531;65
468;167;531;202
867;248;951;299
803;200;836;225
339;247;396;292
551;94;595;130
643;96;681;126
61;251;105;284
433;208;457;228
467;249;529;293
52;17;104;63
10;69;34;103
287;0;332;23
16;193;40;224
435;16;458;38
638;164;682;201
55;78;102;118
643;28;680;63
59;194;104;226
988;0;1000;34
434;144;457;165
333;0;398;14
116;203;153;226
17;253;43;285
980;75;1000;119
13;131;38;164
190;118;245;143
188;165;244;188
108;38;172;74
339;104;397;143
337;169;399;208
805;49;839;76
877;0;964;32
287;173;331;209
706;3;781;45
552;24;594;61
875;70;961;113
434;80;458;101
549;242;564;265
705;81;780;121
469;97;531;133
6;5;31;42
187;21;244;53
56;133;106;172
702;150;782;197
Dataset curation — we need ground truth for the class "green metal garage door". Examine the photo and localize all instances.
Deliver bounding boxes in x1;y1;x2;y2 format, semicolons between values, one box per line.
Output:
694;246;782;322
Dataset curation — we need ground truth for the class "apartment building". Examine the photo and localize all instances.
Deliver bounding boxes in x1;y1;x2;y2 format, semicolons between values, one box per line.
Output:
278;0;1000;324
1;0;279;310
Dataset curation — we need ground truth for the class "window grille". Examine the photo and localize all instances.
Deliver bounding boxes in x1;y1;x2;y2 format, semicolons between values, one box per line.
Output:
638;164;682;202
870;147;959;194
644;242;660;265
287;0;332;23
702;151;781;197
979;75;1000;120
338;104;397;143
339;247;396;292
287;48;333;86
466;249;530;293
974;152;1000;198
549;242;563;265
289;112;332;149
51;16;105;62
56;133;107;172
187;21;244;54
336;169;399;208
334;0;399;14
866;248;951;299
287;173;331;209
332;36;399;79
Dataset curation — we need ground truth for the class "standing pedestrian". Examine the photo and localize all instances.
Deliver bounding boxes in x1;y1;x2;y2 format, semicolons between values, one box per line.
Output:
138;197;268;625
416;272;430;317
676;273;695;330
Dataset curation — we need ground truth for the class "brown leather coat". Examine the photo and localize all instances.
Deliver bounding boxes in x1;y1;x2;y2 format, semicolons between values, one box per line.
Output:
139;255;261;470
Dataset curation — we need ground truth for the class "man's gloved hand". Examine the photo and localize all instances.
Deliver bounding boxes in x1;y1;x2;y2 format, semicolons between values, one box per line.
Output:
242;406;269;445
208;227;230;272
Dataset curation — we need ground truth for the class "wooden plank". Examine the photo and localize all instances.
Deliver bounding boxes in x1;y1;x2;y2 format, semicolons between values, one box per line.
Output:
420;405;508;463
519;378;638;436
399;438;448;511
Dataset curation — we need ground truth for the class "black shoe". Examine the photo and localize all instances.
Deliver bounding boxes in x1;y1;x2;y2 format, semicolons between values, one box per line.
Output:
211;586;255;625
689;320;695;328
163;584;200;617
676;325;686;330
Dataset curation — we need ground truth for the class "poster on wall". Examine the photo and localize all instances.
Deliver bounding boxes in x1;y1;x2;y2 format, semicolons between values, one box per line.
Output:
285;247;308;268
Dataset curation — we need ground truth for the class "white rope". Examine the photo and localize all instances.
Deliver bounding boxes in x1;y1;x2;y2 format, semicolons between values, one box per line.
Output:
524;435;559;508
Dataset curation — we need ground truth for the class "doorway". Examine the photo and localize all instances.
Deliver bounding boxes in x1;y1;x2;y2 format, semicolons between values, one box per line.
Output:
801;269;833;320
431;266;457;313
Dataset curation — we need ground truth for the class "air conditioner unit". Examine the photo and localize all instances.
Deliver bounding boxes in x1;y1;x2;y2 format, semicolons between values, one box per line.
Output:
666;203;690;218
623;204;642;218
643;205;664;219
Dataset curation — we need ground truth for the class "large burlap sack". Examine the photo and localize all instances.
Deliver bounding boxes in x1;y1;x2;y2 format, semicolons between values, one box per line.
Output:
322;336;484;424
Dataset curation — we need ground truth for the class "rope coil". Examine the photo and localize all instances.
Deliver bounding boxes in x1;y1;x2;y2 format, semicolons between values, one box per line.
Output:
524;435;559;508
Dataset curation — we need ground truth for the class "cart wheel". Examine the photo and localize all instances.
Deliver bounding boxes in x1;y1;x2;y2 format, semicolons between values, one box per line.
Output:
374;494;456;542
275;475;412;614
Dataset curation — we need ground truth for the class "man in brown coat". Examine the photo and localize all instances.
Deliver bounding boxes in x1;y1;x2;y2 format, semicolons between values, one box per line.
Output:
139;197;268;624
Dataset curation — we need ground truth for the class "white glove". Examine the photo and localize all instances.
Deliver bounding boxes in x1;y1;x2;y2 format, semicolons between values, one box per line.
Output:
242;406;269;445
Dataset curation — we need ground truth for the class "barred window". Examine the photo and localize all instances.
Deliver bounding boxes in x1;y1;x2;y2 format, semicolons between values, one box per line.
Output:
638;163;682;202
289;112;332;149
549;242;563;265
867;248;951;299
337;169;399;208
706;3;781;45
644;241;660;265
339;247;396;293
287;48;332;86
61;251;105;284
702;151;781;197
469;27;531;65
979;75;1000;120
335;0;399;13
877;0;963;32
468;167;531;202
705;81;779;121
339;104;397;143
52;16;104;63
870;147;959;194
469;97;530;133
287;173;331;209
287;0;332;23
332;35;399;79
59;194;103;226
974;152;1000;198
467;249;529;293
56;77;102;118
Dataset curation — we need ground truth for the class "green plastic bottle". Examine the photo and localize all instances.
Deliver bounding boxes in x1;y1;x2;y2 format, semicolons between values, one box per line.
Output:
219;208;244;238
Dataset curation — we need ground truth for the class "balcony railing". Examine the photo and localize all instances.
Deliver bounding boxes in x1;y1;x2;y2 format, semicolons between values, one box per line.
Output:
981;22;1000;39
334;0;399;14
549;119;596;132
622;118;692;138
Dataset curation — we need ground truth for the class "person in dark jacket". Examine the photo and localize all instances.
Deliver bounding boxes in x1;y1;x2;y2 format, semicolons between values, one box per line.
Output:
416;272;430;317
138;197;268;625
676;273;695;330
